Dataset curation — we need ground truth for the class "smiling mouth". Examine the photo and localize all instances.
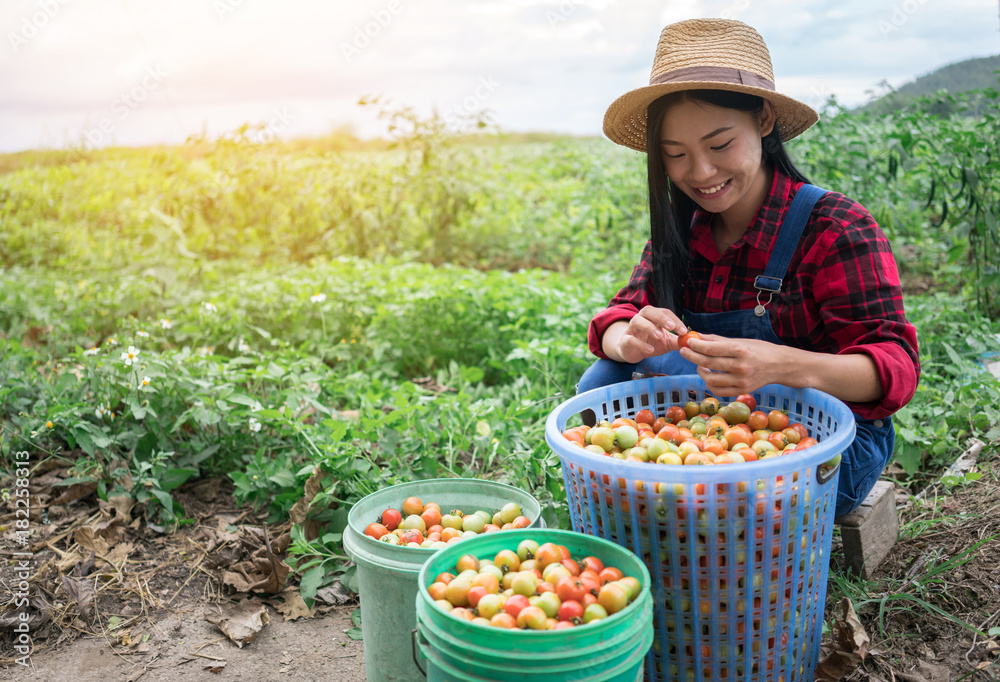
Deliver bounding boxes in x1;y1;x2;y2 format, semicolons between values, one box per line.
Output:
696;179;730;195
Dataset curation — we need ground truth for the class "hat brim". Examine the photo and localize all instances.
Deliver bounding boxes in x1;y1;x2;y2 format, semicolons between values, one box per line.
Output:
603;81;819;152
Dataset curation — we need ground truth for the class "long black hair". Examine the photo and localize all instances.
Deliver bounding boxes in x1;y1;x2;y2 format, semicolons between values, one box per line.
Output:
645;89;811;313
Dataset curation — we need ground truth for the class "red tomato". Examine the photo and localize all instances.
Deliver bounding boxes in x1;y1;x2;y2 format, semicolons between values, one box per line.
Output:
378;508;402;531
735;393;757;411
677;330;701;350
665;405;687;424
555;576;587;603
634;409;656;426
558;599;584;623
748;410;770;431
503;594;530;619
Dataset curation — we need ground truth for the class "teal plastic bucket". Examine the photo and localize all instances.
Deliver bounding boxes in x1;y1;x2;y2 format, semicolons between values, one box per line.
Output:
342;478;544;682
413;528;654;681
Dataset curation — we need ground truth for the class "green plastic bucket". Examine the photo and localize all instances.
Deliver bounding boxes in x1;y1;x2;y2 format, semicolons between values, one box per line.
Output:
413;528;654;681
342;478;544;682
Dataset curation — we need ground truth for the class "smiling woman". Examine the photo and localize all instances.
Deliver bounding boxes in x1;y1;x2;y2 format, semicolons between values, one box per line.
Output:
577;17;921;519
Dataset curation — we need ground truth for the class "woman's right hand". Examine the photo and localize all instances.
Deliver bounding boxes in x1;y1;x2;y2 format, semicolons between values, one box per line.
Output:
607;306;687;363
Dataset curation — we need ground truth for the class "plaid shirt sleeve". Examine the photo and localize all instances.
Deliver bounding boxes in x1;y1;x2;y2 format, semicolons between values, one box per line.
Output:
587;240;655;358
802;201;920;419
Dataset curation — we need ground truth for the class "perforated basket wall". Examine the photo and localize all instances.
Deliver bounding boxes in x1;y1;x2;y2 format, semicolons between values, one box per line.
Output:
544;376;856;682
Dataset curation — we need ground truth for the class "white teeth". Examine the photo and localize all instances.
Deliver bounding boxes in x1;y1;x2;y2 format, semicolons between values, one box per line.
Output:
700;180;728;195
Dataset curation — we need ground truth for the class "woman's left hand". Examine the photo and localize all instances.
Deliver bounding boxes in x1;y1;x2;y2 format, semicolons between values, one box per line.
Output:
678;333;788;397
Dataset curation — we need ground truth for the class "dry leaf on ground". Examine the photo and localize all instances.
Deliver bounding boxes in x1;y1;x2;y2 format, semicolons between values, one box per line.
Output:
271;589;316;621
204;599;270;648
815;597;871;681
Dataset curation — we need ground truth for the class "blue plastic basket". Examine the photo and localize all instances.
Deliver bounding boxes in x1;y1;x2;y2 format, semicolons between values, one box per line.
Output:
544;376;856;682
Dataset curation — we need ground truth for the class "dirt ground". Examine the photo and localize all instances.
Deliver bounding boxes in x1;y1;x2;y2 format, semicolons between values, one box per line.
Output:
1;444;998;682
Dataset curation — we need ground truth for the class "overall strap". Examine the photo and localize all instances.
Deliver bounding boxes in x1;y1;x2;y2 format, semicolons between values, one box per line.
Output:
752;183;827;316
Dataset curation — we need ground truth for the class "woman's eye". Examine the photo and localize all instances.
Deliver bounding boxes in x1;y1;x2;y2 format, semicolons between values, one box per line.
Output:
711;140;733;151
665;152;684;159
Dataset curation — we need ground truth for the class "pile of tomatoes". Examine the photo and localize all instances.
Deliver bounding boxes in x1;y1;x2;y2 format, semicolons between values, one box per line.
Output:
427;539;640;630
363;496;532;549
560;393;818;465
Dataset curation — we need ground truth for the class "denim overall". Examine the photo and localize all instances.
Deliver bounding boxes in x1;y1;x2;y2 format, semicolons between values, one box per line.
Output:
577;185;895;517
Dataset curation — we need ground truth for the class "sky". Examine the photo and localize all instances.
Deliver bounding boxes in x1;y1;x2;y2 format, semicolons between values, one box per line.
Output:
0;0;998;153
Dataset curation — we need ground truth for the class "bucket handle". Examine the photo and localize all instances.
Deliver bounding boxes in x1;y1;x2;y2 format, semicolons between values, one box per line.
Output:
816;453;842;485
411;628;428;677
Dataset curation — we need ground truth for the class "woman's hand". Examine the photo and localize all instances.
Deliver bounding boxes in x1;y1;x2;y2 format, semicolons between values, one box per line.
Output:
679;333;884;404
607;306;687;364
678;334;783;396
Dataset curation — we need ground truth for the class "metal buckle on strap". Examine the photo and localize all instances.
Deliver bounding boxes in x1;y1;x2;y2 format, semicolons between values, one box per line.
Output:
753;276;781;317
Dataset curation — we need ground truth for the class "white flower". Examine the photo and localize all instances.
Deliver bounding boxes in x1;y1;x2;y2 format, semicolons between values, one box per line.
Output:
158;318;172;329
202;302;218;314
251;401;263;412
121;346;140;366
84;347;99;356
96;404;108;419
197;346;214;356
30;430;38;438
310;293;327;304
136;330;149;338
141;376;151;387
106;336;118;346
248;417;262;433
238;338;251;353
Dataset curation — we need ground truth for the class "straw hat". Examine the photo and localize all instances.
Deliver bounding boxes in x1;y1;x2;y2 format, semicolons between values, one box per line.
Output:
603;18;818;152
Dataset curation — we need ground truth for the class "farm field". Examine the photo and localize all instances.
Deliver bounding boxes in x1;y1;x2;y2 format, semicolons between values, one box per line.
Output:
2;92;1000;680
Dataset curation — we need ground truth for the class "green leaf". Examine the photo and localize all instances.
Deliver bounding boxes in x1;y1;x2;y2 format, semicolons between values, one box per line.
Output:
160;467;198;491
256;409;285;420
345;627;363;640
351;607;362;627
299;565;326;600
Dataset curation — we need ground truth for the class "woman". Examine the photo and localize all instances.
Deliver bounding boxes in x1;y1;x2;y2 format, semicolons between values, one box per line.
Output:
579;18;920;517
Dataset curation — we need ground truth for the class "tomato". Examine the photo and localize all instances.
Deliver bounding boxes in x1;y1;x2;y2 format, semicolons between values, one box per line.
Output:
748;410;770;431
364;522;389;540
634;408;656;426
555;576;587;603
378;508;402;531
445;578;471;606
796;437;818;450
493;549;521;574
580;554;604;574
561;428;587;446
617;576;641;603
516;605;548;630
534;542;563;569
558;599;584;623
664;405;686;425
560;558;581;576
583;603;608;623
511;515;531;529
767;409;790;431
456;554;479;573
767;431;790;450
401;496;424;516
504;593;530;619
427;581;448;601
598;582;629;614
735;393;757;411
781;426;801;445
723;426;751;447
420;507;442;529
472;573;499;594
699;396;719;416
467;585;488;608
677;330;701;350
789;422;810;440
490;612;517;628
656;423;681;444
598;566;623;584
651;416;668;433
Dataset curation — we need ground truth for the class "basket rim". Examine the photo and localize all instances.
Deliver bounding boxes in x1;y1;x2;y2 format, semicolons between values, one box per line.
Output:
545;376;856;483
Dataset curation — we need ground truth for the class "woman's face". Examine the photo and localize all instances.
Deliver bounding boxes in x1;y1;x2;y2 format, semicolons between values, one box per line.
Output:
659;96;775;227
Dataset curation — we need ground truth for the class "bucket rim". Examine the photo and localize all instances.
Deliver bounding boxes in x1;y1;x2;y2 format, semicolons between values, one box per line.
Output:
545;376;856;483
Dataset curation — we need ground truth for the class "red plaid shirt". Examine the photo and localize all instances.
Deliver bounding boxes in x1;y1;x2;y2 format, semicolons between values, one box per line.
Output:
588;170;920;419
